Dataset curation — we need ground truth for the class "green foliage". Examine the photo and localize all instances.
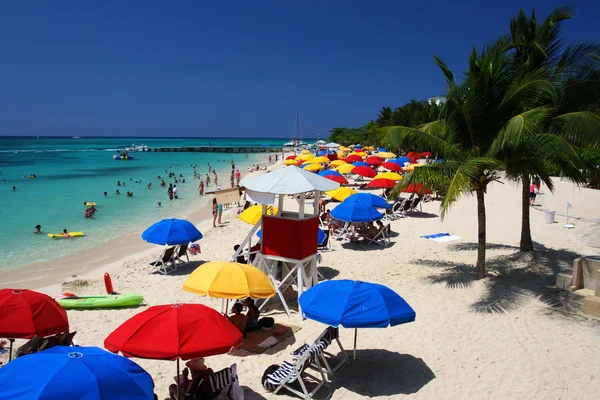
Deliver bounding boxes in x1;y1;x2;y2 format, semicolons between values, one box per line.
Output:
327;121;377;146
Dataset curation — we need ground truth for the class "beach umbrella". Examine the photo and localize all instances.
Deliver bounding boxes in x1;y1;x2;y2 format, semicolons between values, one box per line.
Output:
299;280;416;367
378;147;386;152
0;346;155;400
312;156;330;163
318;170;342;177
303;163;323;172
345;193;391;209
336;164;355;175
329;160;347;167
285;155;297;160
317;150;327;156
330;200;383;222
367;178;397;189
402;183;432;194
354;144;362;148
183;261;275;299
324;174;349;185
300;150;311;155
373;172;402;181
283;159;299;165
239;204;278;225
0;288;69;360
407;151;421;159
142;218;202;246
376;152;397;159
352;161;369;167
352;166;377;178
390;156;411;166
296;154;314;162
366;156;384;166
403;163;424;172
381;161;403;172
421;152;433;157
346;155;363;162
326;187;357;202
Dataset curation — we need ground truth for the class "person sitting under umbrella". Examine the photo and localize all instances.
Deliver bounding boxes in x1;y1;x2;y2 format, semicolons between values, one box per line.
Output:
244;297;260;332
228;303;246;335
168;358;213;400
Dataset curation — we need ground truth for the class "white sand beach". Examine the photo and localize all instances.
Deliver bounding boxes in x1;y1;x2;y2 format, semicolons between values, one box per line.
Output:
2;164;600;400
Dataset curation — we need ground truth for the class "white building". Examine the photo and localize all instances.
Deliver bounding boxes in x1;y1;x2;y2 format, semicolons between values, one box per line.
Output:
427;96;447;106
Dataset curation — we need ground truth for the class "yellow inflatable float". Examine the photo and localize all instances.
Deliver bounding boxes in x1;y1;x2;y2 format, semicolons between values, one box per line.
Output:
48;232;85;239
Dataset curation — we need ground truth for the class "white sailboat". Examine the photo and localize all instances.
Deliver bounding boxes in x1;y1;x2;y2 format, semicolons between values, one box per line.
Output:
284;111;305;147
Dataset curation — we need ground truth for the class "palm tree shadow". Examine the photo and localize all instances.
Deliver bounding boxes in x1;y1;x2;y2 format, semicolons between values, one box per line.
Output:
415;242;588;315
406;211;439;219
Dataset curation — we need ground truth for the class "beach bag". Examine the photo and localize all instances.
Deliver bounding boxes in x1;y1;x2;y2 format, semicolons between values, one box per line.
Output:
258;317;275;330
189;243;201;255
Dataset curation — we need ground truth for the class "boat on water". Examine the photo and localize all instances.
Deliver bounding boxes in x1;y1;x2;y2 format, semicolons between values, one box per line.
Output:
125;143;147;152
284;111;305;147
72;136;81;139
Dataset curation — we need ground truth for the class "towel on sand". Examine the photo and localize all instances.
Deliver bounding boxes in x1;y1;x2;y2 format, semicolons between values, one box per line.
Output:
421;232;461;243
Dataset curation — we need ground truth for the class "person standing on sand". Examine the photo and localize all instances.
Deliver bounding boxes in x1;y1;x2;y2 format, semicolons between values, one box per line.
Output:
198;180;204;196
529;181;537;206
217;201;223;224
212;198;218;227
235;169;241;186
230;171;235;188
206;174;210;186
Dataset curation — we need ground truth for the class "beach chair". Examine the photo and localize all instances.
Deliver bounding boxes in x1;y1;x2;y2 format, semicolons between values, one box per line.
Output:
317;229;331;252
386;199;407;220
174;243;190;265
192;363;242;400
367;223;391;246
293;327;349;379
148;246;176;274
406;196;422;213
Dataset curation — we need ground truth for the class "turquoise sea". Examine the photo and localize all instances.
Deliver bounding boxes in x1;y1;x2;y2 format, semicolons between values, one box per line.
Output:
0;137;286;270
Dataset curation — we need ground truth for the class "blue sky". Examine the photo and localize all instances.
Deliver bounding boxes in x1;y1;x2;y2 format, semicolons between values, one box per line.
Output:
0;1;598;138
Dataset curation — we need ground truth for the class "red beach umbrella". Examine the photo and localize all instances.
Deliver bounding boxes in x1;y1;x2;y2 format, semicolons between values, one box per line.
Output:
0;288;69;359
352;166;377;178
407;152;421;160
366;156;384;166
402;183;432;194
421;152;433;157
381;161;403;172
105;303;242;360
286;155;297;160
346;155;363;163
367;179;397;189
325;174;349;185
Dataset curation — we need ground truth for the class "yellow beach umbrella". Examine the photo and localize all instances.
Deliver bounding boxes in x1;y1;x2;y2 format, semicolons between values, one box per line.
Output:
239;204;278;225
183;261;275;299
354;151;367;157
403;163;424;172
312;156;330;163
300;149;311;155
304;163;323;172
330;160;347;167
297;154;314;161
377;152;397;159
336;164;355;174
342;148;351;152
326;187;357;201
284;159;299;165
365;146;375;151
374;172;403;181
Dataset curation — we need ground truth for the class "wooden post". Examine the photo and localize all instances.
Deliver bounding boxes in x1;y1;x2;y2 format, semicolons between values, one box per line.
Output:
314;190;320;216
299;193;305;219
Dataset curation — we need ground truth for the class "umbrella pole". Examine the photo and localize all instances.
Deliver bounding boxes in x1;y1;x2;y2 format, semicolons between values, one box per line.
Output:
176;357;180;400
352;328;358;377
8;338;14;361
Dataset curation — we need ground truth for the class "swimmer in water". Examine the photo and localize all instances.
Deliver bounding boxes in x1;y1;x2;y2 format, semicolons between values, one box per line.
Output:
12;186;16;191
116;189;120;195
104;192;108;197
62;229;72;239
156;201;162;207
34;225;41;234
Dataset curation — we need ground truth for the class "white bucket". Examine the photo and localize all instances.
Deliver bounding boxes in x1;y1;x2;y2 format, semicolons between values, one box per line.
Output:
544;210;556;224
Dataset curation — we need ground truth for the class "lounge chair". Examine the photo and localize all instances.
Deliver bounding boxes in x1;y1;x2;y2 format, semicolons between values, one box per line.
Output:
317;229;331;252
148;246;176;274
367;223;391;246
406;196;422;213
174;243;190;265
386;199;407;220
192;363;241;400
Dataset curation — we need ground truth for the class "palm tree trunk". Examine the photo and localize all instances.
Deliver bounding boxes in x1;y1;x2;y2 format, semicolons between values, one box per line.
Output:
475;188;487;279
520;175;534;251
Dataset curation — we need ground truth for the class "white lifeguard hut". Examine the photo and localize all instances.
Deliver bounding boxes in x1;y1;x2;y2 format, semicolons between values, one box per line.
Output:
235;167;339;317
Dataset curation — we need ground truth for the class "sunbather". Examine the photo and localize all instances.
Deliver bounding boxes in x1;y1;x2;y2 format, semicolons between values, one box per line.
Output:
169;358;213;400
228;303;246;334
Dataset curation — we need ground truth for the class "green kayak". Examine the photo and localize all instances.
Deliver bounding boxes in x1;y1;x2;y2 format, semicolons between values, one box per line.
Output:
56;294;144;309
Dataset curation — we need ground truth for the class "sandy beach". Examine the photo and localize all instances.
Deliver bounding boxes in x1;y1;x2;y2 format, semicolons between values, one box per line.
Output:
2;164;600;400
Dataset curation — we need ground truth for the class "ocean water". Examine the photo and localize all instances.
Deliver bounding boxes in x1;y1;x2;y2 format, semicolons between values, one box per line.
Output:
0;137;286;270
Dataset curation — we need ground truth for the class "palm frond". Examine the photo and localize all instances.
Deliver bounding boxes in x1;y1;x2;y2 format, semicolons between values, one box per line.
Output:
382;125;460;159
549;111;600;148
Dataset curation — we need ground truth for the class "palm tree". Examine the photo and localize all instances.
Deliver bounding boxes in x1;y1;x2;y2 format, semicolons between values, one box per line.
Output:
504;7;600;251
382;36;558;279
376;106;393;127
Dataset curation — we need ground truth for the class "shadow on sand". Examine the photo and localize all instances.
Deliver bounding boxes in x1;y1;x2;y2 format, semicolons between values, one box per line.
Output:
413;241;588;314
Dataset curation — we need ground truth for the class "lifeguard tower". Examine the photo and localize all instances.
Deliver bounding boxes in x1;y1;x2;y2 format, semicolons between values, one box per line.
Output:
235;167;339;317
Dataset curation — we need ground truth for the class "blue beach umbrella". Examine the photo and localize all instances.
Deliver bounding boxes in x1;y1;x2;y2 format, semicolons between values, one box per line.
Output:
434;158;444;163
352;161;369;167
257;228;327;246
142;218;202;245
299;279;416;365
330;200;383;223
390;157;411;166
345;193;391;209
0;346;155;400
318;150;327;156
378;147;387;152
318;170;342;178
